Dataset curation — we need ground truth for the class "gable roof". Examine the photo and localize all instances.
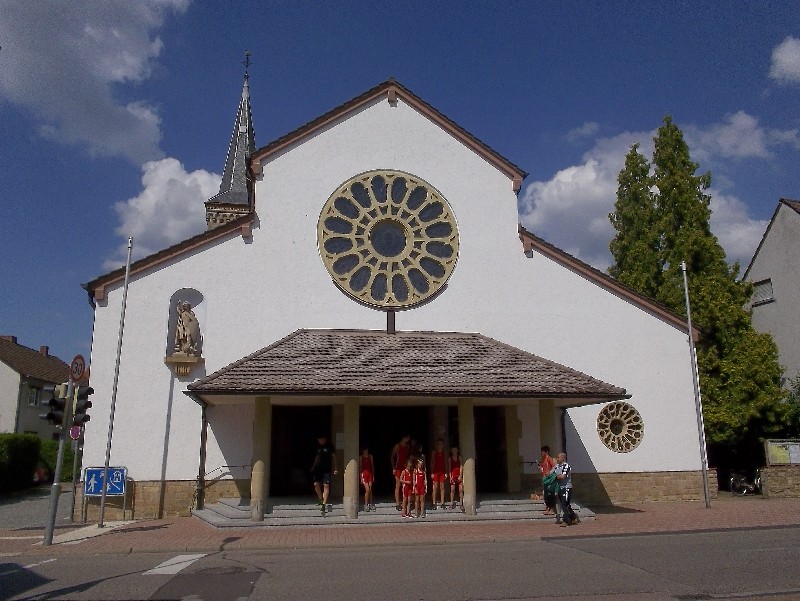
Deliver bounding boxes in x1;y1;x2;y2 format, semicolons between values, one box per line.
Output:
84;79;527;301
249;78;528;192
518;226;698;338
0;337;69;383
743;198;800;280
83;213;255;302
187;328;628;401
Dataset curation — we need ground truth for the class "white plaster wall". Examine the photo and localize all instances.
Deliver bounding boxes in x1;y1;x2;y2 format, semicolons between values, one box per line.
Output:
84;95;701;481
0;361;20;433
748;204;800;384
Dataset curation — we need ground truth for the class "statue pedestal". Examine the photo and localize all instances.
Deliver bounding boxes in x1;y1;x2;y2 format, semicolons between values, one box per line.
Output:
164;354;204;377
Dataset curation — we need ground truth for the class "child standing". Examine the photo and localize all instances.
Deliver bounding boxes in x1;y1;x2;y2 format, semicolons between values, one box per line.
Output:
448;446;463;511
360;447;375;511
413;457;428;518
400;458;414;518
430;439;447;510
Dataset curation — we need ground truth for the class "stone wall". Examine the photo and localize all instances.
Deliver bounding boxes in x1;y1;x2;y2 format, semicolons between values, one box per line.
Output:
522;470;717;504
762;465;800;498
76;470;721;521
76;479;249;521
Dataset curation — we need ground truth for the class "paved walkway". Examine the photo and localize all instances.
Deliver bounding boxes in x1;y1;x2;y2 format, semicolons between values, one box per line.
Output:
2;495;800;556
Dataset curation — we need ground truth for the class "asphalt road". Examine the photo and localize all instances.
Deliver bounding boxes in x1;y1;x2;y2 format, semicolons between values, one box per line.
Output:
3;527;800;600
0;485;74;531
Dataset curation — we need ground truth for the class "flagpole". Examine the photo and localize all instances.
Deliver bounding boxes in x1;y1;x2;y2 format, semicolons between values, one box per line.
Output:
681;261;711;508
99;237;133;527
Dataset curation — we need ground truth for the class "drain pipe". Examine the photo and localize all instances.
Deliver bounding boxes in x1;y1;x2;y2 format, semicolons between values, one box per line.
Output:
196;402;208;510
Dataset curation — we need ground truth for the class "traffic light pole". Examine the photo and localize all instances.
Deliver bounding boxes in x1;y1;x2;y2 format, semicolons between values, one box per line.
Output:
43;379;75;546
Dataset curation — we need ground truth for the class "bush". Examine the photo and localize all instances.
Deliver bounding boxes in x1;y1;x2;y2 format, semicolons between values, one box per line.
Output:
39;439;81;483
0;434;41;493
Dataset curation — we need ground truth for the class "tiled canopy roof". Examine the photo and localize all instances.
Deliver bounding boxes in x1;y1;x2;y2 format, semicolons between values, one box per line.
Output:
0;337;69;383
188;329;628;400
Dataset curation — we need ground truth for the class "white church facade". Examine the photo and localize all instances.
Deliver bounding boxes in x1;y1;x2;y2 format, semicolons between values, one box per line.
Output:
81;77;710;520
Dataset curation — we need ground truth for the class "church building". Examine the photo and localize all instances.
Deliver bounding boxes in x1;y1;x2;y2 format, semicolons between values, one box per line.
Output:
81;74;709;520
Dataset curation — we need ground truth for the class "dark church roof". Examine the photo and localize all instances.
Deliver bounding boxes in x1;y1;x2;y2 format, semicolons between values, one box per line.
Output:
187;329;628;400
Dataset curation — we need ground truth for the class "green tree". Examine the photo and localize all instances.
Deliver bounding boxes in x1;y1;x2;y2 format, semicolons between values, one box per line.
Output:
609;116;787;470
609;144;661;296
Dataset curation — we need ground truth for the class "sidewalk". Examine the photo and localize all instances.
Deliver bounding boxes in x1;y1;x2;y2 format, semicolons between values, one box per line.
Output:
3;495;800;556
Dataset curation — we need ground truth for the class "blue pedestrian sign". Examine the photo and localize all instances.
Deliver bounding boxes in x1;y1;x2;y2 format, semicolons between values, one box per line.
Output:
84;466;127;497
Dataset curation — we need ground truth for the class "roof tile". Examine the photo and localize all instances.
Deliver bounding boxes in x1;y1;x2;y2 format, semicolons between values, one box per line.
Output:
188;329;627;399
0;338;69;383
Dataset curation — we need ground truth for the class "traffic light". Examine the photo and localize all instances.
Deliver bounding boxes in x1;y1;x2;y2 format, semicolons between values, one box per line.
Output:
72;385;93;427
72;386;94;426
41;382;69;425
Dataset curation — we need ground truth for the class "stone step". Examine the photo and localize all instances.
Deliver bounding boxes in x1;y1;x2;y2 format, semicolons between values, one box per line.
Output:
193;497;592;528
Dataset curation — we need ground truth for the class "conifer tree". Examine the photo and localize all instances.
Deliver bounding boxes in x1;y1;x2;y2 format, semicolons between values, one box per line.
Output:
609;144;661;296
609;116;787;469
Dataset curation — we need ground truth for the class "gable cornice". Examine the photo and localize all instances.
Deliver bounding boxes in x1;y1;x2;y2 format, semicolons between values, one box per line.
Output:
250;78;528;192
83;213;256;302
518;225;698;339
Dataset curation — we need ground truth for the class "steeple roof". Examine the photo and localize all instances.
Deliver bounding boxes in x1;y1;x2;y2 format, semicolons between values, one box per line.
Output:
207;74;255;208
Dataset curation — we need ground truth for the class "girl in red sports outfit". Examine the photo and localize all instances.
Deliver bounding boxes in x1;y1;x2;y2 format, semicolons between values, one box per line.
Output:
413;457;428;518
360;447;375;511
430;439;447;510
391;435;411;511
448;446;463;511
400;458;414;518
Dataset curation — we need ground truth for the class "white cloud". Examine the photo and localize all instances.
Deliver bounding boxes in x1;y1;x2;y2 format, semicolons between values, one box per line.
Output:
685;111;800;161
708;191;768;269
519;127;768;271
519;130;652;272
769;36;800;84
0;1;188;164
566;121;600;142
103;158;220;269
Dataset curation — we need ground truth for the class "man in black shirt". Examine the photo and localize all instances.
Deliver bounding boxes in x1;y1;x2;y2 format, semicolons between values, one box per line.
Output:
311;434;338;514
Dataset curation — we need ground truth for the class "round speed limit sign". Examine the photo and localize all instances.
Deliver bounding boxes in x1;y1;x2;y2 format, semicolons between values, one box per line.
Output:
70;355;87;382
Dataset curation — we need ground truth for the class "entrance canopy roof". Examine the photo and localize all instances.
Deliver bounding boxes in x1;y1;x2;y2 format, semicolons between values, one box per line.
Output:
186;329;629;406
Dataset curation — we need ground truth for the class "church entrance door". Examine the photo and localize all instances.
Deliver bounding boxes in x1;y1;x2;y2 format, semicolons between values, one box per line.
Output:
360;406;429;498
270;405;331;496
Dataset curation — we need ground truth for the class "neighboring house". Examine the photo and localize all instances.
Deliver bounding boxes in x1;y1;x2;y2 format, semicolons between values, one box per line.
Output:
82;76;706;520
743;198;800;388
0;335;70;439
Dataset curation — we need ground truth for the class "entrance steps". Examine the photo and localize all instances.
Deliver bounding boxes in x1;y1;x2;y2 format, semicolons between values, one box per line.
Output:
192;496;594;528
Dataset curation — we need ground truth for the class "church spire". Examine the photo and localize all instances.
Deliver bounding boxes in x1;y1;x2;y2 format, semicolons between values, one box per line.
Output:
205;51;256;230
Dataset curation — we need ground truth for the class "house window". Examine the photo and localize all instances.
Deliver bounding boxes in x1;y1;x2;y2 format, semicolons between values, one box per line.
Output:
28;387;40;406
752;279;774;306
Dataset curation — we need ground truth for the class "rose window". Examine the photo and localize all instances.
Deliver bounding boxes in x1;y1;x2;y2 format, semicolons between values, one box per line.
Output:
317;170;459;310
597;401;644;453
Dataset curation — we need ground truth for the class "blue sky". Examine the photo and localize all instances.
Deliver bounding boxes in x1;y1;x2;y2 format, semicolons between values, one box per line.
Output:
1;1;799;364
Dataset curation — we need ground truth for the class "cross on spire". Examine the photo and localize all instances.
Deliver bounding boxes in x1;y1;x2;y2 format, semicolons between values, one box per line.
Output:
242;50;252;76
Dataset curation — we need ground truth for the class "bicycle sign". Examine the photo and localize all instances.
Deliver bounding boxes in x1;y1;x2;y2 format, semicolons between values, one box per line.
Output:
84;467;127;497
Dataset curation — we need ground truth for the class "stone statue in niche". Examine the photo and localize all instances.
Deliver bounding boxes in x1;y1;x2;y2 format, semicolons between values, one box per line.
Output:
174;301;202;356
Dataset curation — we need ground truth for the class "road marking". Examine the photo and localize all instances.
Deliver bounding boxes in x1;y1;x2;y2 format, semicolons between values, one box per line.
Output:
0;536;42;540
0;558;56;576
143;554;207;575
24;558;57;569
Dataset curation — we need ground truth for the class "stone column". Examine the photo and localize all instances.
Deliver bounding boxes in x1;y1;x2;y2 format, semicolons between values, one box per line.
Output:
458;398;477;516
250;396;272;521
539;399;558;452
343;398;360;519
